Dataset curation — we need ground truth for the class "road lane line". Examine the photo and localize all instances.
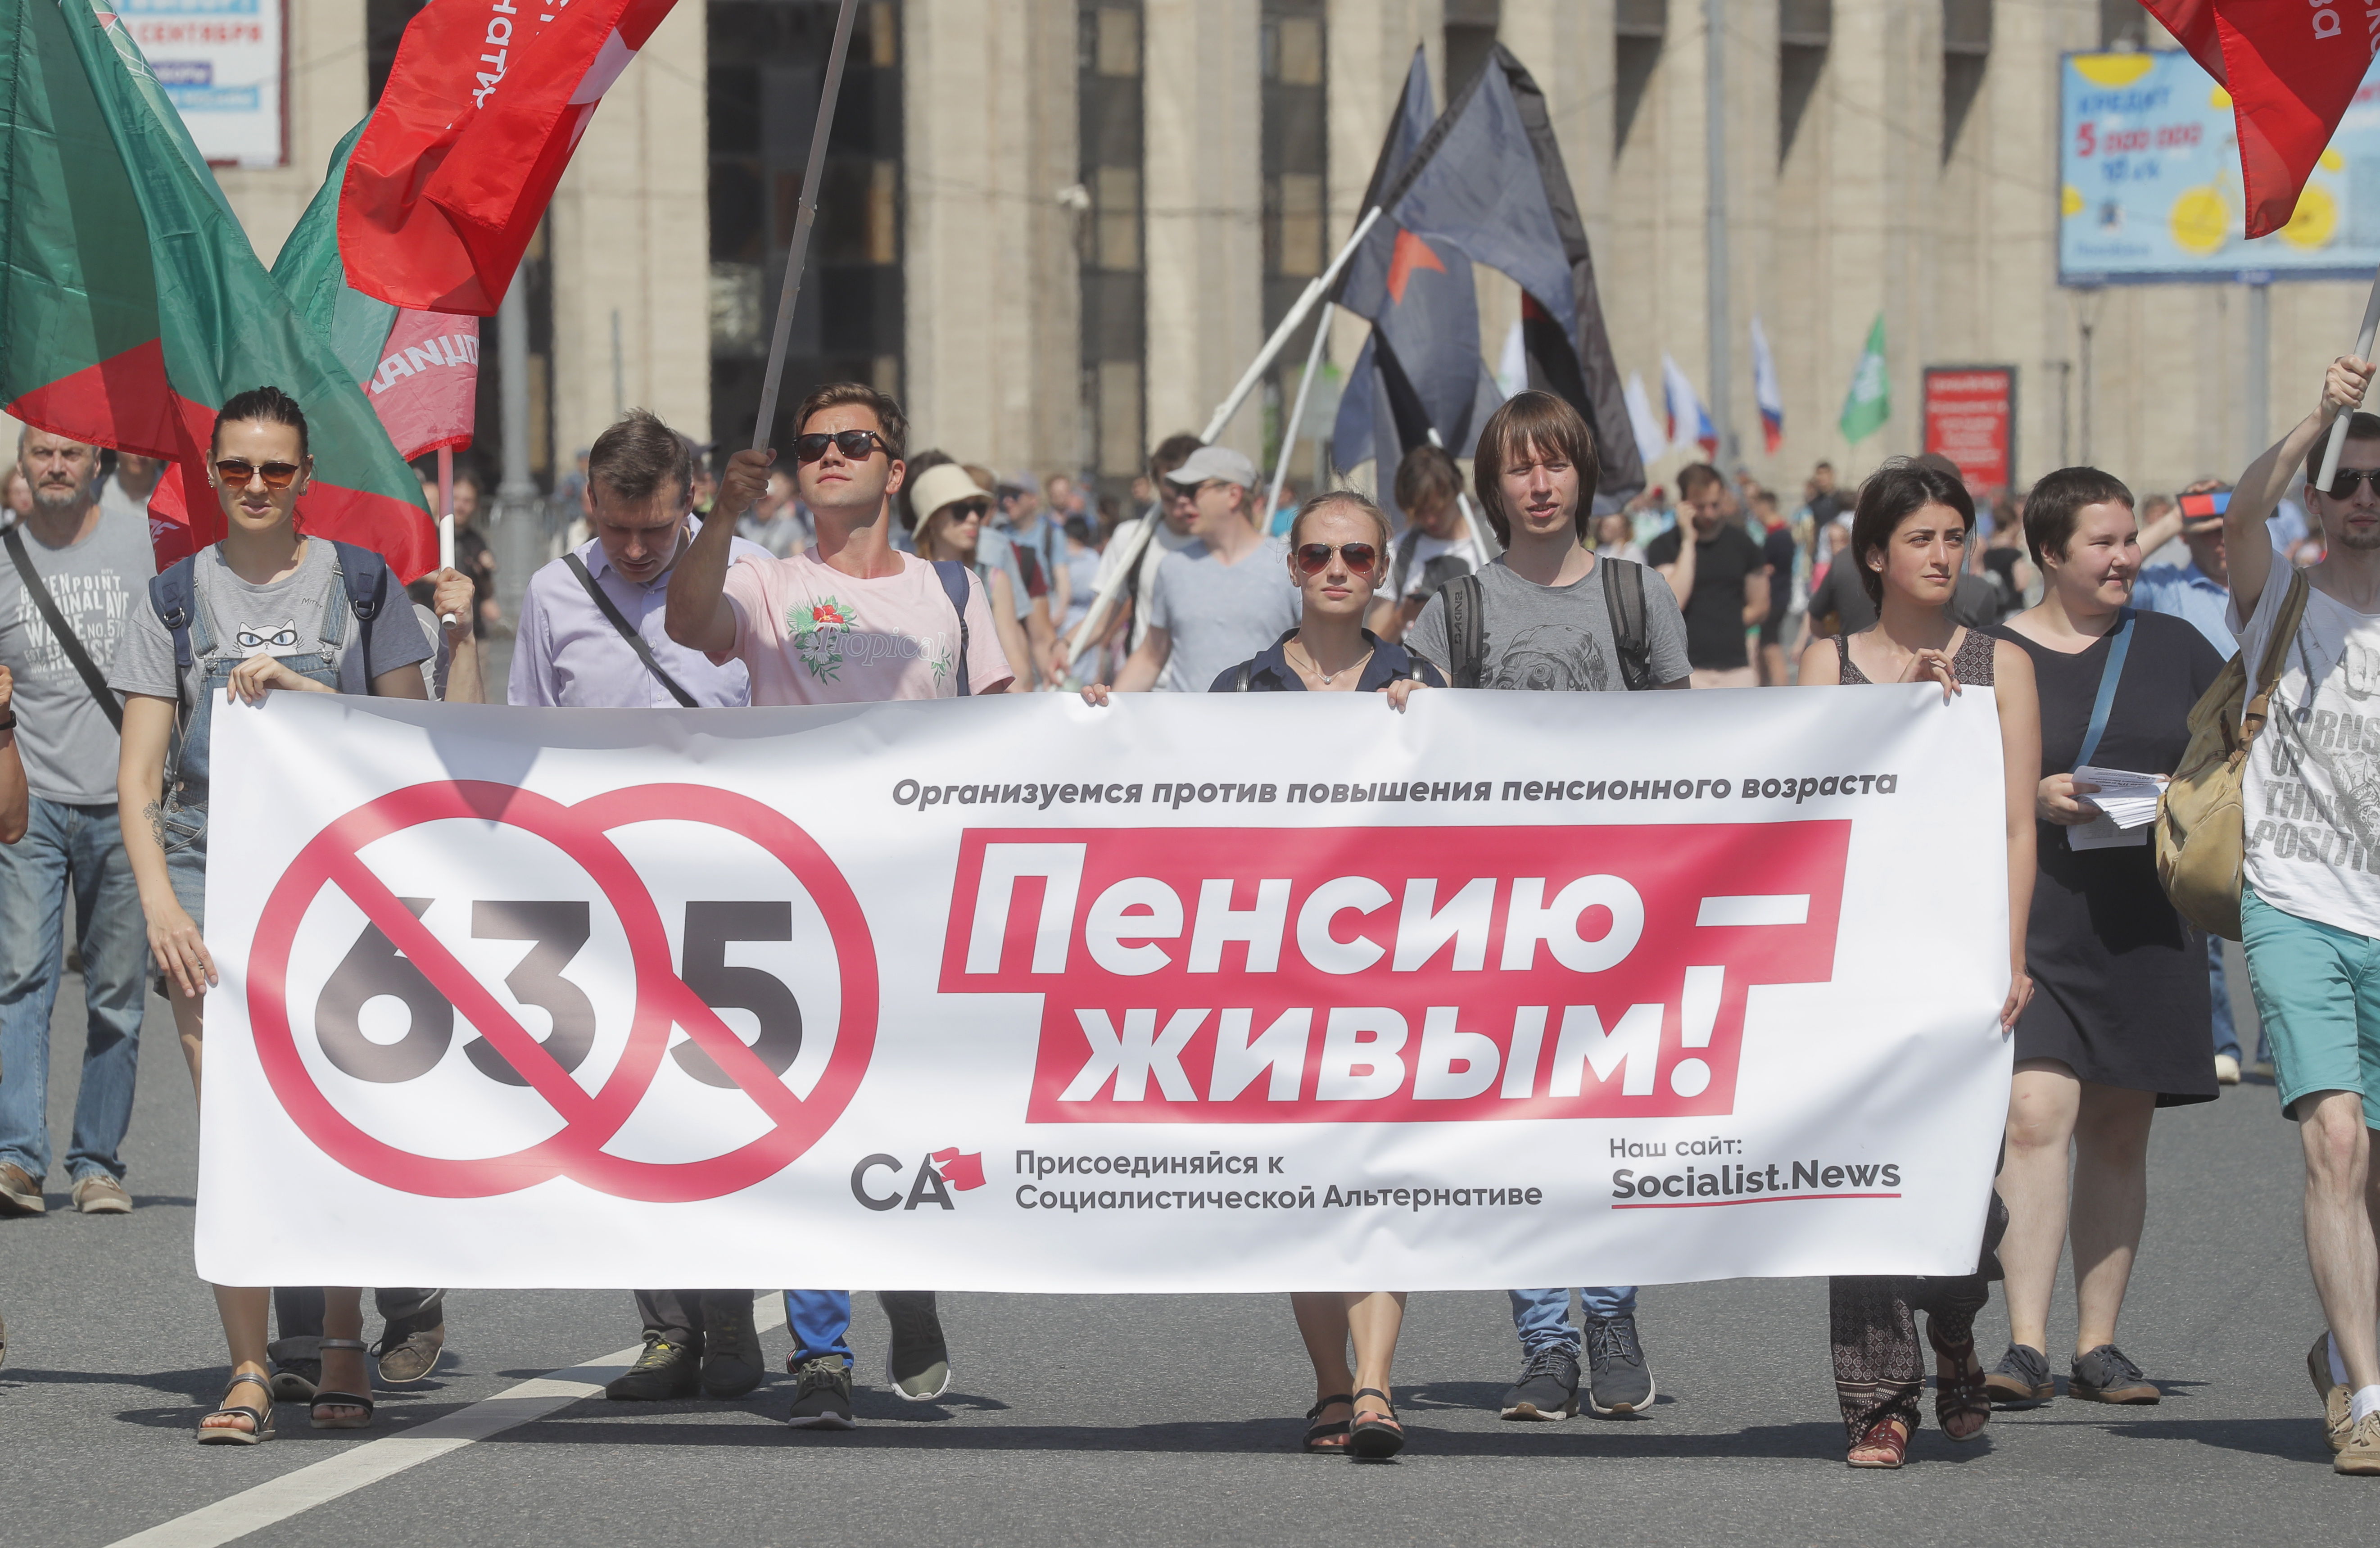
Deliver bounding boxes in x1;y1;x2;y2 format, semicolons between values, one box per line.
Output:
107;1297;787;1548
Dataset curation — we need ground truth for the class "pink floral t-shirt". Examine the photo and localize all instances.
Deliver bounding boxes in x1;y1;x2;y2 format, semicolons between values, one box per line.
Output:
719;549;1011;705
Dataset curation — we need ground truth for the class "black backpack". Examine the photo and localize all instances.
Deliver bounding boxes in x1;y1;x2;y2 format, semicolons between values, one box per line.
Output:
1441;557;1653;691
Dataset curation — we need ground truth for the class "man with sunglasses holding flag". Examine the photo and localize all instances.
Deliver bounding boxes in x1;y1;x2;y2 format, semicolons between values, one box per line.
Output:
668;381;1008;1427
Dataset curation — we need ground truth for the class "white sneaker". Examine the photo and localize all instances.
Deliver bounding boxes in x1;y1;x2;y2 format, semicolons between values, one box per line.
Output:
2214;1053;2241;1086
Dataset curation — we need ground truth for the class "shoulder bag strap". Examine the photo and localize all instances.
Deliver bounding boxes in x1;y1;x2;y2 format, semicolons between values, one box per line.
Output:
931;558;973;697
1443;571;1484;688
563;552;699;708
2071;607;2135;772
5;524;122;731
2241;571;2312;751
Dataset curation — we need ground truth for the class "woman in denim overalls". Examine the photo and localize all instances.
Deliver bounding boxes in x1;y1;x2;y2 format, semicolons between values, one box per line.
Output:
115;388;472;1444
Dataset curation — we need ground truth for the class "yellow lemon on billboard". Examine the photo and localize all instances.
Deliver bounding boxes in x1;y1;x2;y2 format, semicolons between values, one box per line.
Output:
2322;148;2348;172
2063;184;2083;217
2283;183;2339;249
2171;186;2230;254
2072;54;2156;88
2211;85;2231;110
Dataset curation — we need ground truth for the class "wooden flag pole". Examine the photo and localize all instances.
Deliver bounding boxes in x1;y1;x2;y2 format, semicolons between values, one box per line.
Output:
749;0;859;453
437;445;457;627
2317;261;2380;489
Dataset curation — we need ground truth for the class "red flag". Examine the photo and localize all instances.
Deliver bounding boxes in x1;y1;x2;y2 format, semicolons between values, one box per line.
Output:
2142;0;2376;239
339;0;678;313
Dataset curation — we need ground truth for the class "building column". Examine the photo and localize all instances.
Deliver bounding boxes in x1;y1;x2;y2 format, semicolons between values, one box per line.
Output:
904;0;1080;475
545;0;709;466
1143;0;1264;455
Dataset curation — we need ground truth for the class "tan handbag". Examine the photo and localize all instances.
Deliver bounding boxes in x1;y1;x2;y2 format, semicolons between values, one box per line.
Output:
2155;569;2310;940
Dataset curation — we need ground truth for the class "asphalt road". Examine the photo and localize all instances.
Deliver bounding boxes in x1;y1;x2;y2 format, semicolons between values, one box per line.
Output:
2;944;2371;1548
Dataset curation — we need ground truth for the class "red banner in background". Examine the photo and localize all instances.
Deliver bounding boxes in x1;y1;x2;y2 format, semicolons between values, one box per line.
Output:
1922;367;2017;495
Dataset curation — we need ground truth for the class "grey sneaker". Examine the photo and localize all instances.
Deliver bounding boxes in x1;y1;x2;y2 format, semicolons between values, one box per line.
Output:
2311;1332;2353;1454
1582;1313;1655;1417
1985;1343;2054;1405
878;1290;951;1401
70;1175;131;1215
786;1355;856;1429
1500;1344;1579;1421
2069;1344;2158;1404
0;1163;44;1216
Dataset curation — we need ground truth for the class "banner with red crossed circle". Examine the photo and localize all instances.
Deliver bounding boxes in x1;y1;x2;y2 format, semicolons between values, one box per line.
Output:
194;687;2013;1292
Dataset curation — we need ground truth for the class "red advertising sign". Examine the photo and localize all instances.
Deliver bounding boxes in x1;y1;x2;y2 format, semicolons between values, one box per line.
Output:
1922;366;2017;493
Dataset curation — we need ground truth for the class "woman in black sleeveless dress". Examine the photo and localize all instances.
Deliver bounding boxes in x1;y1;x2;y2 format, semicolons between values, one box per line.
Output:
1982;469;2225;1410
1797;458;2041;1467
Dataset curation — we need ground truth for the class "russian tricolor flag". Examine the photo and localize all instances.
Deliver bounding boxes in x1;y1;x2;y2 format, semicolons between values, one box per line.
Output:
1751;316;1784;455
1661;353;1717;459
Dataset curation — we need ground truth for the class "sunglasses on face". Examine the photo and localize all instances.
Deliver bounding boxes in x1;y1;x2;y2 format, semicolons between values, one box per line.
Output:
2327;467;2380;498
215;458;301;490
792;429;888;464
1295;541;1379;575
945;500;990;521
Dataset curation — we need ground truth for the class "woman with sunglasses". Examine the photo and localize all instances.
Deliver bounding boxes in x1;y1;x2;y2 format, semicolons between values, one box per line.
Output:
1795;457;2040;1468
106;387;475;1444
908;462;1033;691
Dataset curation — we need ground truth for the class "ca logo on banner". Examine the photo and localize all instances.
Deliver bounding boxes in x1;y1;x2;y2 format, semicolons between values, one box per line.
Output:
939;823;1848;1123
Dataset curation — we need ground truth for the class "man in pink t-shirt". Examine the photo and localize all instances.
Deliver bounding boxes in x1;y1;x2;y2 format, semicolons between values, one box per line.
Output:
669;383;1012;704
666;383;1000;1430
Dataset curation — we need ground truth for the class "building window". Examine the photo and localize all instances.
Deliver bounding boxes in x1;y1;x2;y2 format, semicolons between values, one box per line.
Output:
1262;0;1327;479
1443;0;1499;102
709;0;905;449
1079;2;1145;489
1616;0;1664;156
1942;0;1990;164
2100;0;2149;50
1779;0;1828;166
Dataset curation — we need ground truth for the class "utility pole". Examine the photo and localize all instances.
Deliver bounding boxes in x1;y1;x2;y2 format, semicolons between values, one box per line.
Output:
1703;0;1733;465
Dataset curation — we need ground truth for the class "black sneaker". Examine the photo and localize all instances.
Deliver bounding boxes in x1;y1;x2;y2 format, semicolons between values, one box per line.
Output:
1582;1313;1655;1417
786;1354;856;1429
1500;1344;1579;1421
606;1336;700;1401
878;1290;951;1402
2069;1344;2159;1404
700;1298;765;1399
1984;1343;2054;1405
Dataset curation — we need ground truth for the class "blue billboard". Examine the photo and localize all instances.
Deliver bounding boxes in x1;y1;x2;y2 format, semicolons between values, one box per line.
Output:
2060;49;2380;286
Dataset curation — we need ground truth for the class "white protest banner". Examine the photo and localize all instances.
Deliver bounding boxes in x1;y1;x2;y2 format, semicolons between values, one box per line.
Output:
118;0;285;167
196;687;2011;1292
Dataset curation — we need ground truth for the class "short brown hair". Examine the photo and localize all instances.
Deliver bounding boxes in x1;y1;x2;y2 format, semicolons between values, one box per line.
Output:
2305;410;2380;494
1471;390;1600;545
1676;462;1724;498
1393;444;1463;515
793;381;908;462
1149;432;1202;483
587;409;692;506
2023;465;2133;568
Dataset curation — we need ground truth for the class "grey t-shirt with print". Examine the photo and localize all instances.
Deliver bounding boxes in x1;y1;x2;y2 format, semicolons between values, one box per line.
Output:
0;507;156;803
1406;554;1690;691
1147;536;1301;693
108;540;433;715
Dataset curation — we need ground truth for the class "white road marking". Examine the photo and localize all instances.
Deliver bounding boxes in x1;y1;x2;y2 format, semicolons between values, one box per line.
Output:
107;1296;787;1548
1695;893;1808;927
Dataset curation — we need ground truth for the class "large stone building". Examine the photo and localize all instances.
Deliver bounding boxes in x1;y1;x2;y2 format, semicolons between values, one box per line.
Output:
172;1;2380;503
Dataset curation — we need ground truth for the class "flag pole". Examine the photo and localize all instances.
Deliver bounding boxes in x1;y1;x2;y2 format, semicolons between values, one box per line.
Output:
2316;260;2380;489
749;0;859;453
437;446;457;627
1266;303;1333;523
1201;206;1383;444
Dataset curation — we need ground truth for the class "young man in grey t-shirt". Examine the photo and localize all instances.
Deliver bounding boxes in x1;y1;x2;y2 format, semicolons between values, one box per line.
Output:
0;430;158;1217
1107;446;1300;694
1403;391;1686;1426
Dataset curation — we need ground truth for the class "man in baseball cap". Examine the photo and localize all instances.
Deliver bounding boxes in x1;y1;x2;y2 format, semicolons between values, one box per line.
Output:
1102;444;1299;693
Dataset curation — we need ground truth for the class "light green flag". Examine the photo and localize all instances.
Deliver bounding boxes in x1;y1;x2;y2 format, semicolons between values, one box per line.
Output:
1838;313;1890;443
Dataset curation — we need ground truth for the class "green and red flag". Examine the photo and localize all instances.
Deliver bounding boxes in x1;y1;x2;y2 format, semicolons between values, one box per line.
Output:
0;0;435;575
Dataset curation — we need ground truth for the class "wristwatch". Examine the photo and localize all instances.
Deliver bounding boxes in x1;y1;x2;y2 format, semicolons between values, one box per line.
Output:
0;710;16;731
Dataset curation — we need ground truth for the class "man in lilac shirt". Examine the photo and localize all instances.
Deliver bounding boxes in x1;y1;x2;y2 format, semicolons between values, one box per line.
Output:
506;411;773;1401
509;410;767;710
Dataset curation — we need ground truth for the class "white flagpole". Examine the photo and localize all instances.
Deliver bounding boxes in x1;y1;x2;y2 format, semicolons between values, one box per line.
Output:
1266;303;1333;523
1201;206;1383;444
749;0;859;452
2316;261;2380;489
437;446;457;628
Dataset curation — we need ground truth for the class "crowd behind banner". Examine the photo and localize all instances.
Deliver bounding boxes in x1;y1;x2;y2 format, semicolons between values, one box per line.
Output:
0;356;2377;1476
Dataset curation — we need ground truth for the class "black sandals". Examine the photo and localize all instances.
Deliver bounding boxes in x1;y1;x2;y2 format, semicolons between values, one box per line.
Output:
309;1338;377;1430
196;1371;276;1445
1301;1392;1353;1452
1349;1387;1405;1461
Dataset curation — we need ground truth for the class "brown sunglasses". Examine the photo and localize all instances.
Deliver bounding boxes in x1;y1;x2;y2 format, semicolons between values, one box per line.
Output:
215;458;302;490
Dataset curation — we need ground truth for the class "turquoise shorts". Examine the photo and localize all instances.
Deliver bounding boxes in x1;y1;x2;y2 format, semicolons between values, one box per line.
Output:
2240;887;2380;1128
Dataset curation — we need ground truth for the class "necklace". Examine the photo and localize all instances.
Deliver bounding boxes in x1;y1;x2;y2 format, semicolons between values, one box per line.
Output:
1290;640;1372;685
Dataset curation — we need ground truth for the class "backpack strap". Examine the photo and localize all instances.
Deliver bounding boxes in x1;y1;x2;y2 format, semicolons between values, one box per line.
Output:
1442;570;1485;689
326;541;391;686
1600;555;1653;691
4;524;122;731
147;556;201;675
1233;659;1254;692
931;558;973;696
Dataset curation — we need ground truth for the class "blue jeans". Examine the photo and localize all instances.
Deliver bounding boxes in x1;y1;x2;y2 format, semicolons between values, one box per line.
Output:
783;1290;853;1365
0;798;148;1182
1510;1286;1638;1354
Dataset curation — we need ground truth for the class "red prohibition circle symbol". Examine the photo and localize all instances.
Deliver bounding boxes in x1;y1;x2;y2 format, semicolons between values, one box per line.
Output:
248;781;878;1203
